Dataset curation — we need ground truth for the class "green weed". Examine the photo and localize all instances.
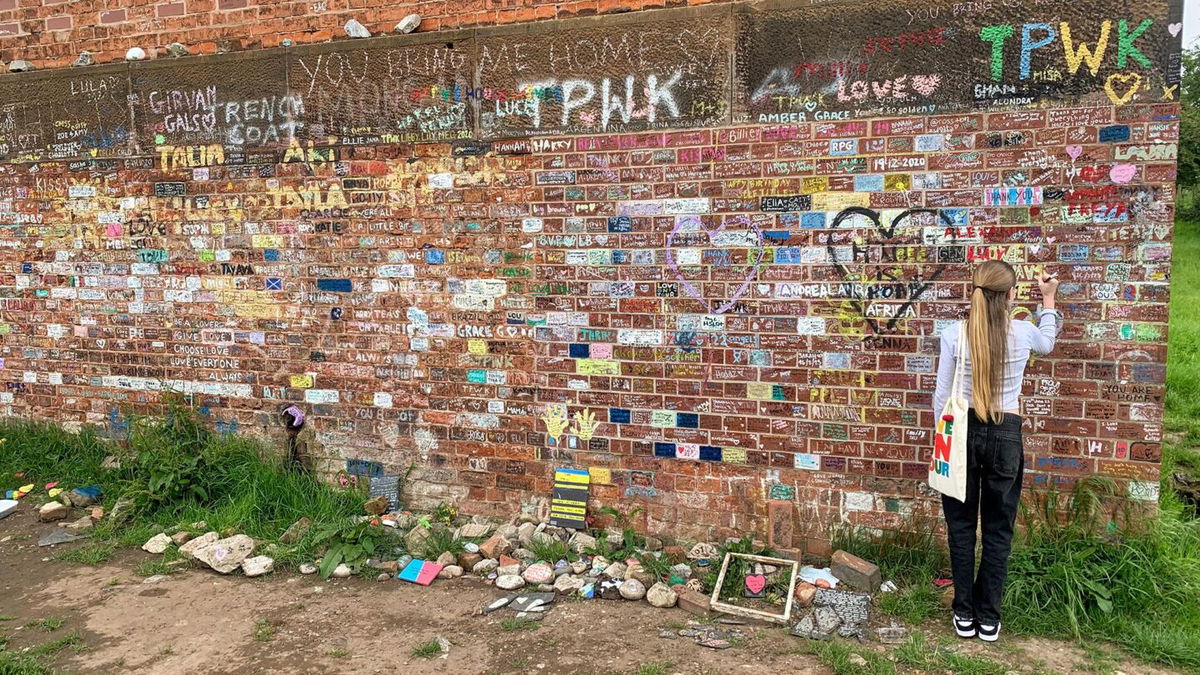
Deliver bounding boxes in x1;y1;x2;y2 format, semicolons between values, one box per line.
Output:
893;632;1006;675
805;639;895;675
327;647;350;658
634;663;673;675
878;583;941;624
418;526;464;562
27;631;85;657
526;536;571;563
831;516;949;584
252;618;275;642
498;618;540;632
410;639;442;659
52;542;116;566
26;618;64;632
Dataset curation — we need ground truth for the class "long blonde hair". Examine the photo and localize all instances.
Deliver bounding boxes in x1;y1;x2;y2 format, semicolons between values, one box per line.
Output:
968;260;1016;423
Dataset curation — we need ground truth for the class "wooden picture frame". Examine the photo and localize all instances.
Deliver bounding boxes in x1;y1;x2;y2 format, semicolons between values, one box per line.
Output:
708;552;800;624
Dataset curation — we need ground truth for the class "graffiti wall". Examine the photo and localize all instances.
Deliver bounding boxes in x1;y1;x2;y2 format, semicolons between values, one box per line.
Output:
0;0;1184;547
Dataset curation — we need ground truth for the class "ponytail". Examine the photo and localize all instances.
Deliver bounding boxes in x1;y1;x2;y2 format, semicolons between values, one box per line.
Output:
968;260;1016;424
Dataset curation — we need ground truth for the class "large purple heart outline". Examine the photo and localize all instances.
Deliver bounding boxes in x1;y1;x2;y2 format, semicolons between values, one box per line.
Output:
666;214;765;315
823;207;956;335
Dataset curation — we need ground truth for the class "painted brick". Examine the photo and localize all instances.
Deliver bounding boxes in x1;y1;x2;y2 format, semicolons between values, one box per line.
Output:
0;21;20;36
98;9;126;23
157;2;187;18
216;0;248;8
44;15;72;31
0;0;15;10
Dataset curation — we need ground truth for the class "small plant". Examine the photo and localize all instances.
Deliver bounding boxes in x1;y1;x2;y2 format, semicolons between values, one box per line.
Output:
27;617;64;632
410;639;442;659
635;662;673;675
596;505;644;530
312;519;393;579
28;631;85;658
431;502;457;525
159;645;173;656
636;552;672;579
527;536;571;563
0;614;16;621
498;618;540;632
420;526;465;561
253;618;276;642
327;647;350;658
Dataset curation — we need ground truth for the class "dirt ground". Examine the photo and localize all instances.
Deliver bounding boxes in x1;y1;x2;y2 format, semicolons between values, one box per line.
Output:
0;507;1183;675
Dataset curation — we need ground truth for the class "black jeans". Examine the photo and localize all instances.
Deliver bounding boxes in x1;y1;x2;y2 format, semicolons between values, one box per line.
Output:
941;411;1024;624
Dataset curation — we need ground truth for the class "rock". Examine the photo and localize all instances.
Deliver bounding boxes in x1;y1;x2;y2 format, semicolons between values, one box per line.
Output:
602;561;628;579
598;578;623;600
90;506;105;520
606;531;623;546
170;531;192;546
473;559;498;575
553;574;584;594
109;497;135;526
332;563;352;578
569;560;588;575
143;575;169;584
688;542;718;560
344;19;371;38
142;533;172;554
484;596;513;613
663;545;687;563
242;555;275;577
364;495;389;516
497;563;520;577
405;525;430;552
479;534;511;559
496;574;525;590
458;523;492;539
65;515;94;532
511;592;555;612
647;582;677;608
377;572;392;581
280;517;312;544
619;578;647;600
698;639;731;649
442;565;463;578
512;548;535;562
830;550;882;592
394;13;421;33
68;486;102;507
876;625;908;644
165;42;189;57
191;521;208;530
398;555;413;569
495;523;519;540
38;501;69;522
74;52;95;67
622;560;643;580
634;571;658;588
674;585;714;616
370;559;399;574
523;562;554;584
436;551;457;567
517;522;537;545
794;581;817;608
193;534;256;574
644;536;663;551
669;563;692;580
568;531;596;553
124;47;147;61
791;607;841;641
8;60;34;73
299;563;318;575
179;532;220;561
458;552;482;570
38;530;88;546
514;611;546;621
848;654;868;667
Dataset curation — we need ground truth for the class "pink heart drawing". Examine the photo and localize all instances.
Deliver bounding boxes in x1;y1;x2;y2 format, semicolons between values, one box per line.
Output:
910;74;941;97
1065;145;1083;160
1109;163;1137;184
1168;22;1182;37
666;214;764;315
745;574;767;595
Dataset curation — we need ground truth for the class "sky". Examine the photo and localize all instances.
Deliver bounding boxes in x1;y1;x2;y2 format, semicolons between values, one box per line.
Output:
1187;0;1199;50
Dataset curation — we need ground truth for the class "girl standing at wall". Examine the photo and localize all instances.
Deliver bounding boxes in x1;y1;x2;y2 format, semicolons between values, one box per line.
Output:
931;260;1061;642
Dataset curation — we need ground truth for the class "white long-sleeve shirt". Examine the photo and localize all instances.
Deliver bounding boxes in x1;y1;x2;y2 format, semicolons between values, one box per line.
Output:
932;310;1061;416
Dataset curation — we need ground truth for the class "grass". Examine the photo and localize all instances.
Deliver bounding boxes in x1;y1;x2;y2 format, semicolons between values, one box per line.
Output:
893;632;1007;674
0;630;86;675
1167;219;1200;441
419;526;463;561
25;618;64;633
877;583;941;624
252;618;276;642
498;618;541;632
134;548;187;577
634;663;673;675
410;639;442;659
526;536;571;563
794;638;896;675
327;647;350;658
51;542;116;566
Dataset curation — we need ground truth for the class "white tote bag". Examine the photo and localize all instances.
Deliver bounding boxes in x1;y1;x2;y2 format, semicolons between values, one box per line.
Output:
929;323;969;502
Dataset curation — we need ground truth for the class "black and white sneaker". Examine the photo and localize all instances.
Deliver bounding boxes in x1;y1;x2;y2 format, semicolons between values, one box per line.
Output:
953;615;976;638
977;621;1001;642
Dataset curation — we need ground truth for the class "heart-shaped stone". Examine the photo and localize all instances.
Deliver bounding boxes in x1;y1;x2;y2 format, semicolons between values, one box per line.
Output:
745;574;767;595
1065;145;1083;160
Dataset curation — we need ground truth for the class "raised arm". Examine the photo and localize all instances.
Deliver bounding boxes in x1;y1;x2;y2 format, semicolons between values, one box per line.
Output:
1030;271;1062;356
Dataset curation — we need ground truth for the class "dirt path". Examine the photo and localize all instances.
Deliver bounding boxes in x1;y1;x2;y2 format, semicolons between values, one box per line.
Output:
0;509;1182;675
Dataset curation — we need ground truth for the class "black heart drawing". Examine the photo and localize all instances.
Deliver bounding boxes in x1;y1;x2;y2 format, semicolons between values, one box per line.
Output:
823;207;957;335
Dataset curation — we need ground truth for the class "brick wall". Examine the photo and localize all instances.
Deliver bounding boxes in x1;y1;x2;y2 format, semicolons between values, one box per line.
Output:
0;0;1184;550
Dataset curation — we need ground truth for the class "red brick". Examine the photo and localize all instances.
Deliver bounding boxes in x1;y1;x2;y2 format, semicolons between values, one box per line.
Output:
830;550;882;592
0;0;15;10
216;0;247;9
98;9;126;23
0;21;20;36
44;15;72;30
157;2;187;18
